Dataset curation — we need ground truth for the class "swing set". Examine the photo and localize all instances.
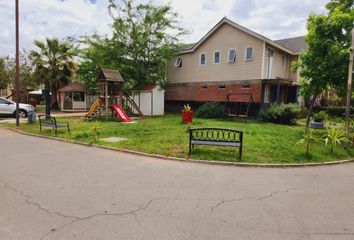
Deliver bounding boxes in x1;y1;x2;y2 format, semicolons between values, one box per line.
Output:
223;93;254;118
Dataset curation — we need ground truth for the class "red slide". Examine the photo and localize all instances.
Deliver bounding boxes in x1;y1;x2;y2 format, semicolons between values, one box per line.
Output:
112;104;132;122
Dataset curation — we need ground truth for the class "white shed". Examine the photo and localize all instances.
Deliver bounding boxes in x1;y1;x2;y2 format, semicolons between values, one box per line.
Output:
132;84;165;116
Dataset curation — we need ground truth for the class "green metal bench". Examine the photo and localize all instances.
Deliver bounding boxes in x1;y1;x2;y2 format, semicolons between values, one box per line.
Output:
189;128;243;159
38;115;70;134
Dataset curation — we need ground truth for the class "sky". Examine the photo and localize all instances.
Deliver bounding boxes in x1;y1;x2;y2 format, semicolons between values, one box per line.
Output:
0;0;328;56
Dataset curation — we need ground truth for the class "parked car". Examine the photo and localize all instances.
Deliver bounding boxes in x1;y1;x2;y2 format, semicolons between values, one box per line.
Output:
0;97;34;118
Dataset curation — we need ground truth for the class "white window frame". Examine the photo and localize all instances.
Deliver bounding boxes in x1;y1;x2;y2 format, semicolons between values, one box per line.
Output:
227;49;236;63
174;57;182;68
213;51;221;64
245;46;254;61
199;53;206;66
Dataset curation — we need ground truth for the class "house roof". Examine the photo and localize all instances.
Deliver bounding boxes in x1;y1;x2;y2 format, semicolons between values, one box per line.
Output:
58;82;88;92
133;83;159;91
274;36;307;54
98;68;124;82
179;43;196;52
178;17;297;55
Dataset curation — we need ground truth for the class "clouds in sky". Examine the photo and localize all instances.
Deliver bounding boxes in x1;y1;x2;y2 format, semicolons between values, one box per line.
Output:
0;0;328;56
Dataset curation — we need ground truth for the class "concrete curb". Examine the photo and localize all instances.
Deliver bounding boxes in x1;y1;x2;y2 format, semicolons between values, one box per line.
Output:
2;125;354;168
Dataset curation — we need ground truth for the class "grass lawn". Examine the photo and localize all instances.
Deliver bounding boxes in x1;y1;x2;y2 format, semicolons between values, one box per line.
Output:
3;115;354;164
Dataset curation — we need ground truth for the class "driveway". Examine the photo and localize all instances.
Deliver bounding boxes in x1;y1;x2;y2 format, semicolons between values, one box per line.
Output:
1;127;354;240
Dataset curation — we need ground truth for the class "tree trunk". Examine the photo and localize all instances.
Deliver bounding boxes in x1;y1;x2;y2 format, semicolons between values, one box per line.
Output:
305;95;318;134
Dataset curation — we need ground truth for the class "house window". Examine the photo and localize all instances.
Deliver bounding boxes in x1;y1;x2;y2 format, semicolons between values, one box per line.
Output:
175;57;182;68
214;51;220;64
218;84;226;89
201;85;208;89
73;92;85;102
200;53;206;65
228;50;236;63
281;55;286;69
245;47;253;61
242;84;250;89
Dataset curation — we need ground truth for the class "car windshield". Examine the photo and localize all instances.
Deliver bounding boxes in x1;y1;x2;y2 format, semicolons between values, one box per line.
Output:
1;97;15;103
0;98;12;104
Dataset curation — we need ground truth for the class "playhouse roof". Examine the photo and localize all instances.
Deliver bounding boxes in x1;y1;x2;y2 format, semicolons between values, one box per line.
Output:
98;68;124;82
58;82;88;92
133;83;159;91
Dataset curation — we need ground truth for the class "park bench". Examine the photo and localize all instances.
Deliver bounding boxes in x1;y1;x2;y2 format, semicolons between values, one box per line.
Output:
38;115;70;134
189;128;243;159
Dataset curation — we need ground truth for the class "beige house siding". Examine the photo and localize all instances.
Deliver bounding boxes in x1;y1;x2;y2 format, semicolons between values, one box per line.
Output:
262;44;291;80
272;48;291;80
289;55;300;82
167;23;264;84
0;87;11;98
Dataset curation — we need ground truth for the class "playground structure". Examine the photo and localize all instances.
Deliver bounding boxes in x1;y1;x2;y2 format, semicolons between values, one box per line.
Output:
223;93;254;118
84;68;143;122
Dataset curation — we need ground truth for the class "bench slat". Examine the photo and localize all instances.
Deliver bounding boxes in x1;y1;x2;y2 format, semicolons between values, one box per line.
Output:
191;140;241;147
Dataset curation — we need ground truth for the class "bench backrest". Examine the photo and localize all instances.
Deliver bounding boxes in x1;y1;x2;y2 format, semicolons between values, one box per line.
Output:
190;128;243;143
38;115;57;125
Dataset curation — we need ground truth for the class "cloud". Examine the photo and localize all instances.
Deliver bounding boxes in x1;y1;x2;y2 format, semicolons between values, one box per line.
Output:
0;0;112;56
0;0;329;56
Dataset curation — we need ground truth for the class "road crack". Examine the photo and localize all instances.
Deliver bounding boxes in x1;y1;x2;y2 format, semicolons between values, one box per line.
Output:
38;197;178;240
211;187;297;213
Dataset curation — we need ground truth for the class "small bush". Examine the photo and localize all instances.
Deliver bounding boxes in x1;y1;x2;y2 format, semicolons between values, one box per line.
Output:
195;102;224;119
259;104;300;124
325;106;354;118
312;111;328;123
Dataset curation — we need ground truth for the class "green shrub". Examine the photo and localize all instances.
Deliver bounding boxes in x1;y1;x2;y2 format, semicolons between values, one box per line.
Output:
259;104;300;125
195;102;224;119
322;127;351;153
325;106;354;117
312;111;328;123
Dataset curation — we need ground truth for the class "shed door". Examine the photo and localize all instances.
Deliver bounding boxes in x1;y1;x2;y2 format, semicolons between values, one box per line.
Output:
63;92;73;110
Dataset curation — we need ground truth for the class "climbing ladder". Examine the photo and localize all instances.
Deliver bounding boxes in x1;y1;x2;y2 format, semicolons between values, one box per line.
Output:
84;98;102;121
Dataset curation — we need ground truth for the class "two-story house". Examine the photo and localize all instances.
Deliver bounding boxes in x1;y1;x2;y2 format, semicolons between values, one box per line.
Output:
165;17;307;114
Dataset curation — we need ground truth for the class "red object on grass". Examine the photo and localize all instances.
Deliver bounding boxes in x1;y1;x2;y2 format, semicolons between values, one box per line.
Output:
112;104;132;122
182;111;193;123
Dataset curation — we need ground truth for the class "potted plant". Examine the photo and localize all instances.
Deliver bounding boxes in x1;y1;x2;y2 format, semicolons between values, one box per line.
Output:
182;104;193;123
309;111;327;128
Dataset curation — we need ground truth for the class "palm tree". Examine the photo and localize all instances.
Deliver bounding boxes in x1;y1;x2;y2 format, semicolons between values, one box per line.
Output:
29;38;76;109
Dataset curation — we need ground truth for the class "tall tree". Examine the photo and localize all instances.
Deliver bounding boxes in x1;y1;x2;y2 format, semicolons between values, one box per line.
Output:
293;0;354;132
0;54;39;91
0;57;10;89
78;0;187;89
29;38;76;105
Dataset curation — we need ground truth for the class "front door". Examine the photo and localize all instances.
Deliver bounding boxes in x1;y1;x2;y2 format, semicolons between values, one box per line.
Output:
63;92;73;110
266;49;274;79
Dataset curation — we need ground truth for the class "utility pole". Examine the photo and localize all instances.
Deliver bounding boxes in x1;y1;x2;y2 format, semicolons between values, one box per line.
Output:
15;0;20;127
345;29;354;145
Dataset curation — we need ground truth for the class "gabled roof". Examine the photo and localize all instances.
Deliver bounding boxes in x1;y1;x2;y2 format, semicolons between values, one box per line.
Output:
179;43;196;52
179;17;295;55
133;83;159;91
274;36;307;54
58;82;88;92
98;68;124;82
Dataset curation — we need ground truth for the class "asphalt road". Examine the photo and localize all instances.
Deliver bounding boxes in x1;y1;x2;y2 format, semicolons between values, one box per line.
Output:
1;127;354;240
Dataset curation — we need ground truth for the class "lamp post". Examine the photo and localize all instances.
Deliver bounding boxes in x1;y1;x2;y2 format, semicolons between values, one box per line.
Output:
15;0;20;126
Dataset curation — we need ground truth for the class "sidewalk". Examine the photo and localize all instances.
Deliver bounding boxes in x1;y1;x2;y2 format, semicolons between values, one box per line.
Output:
0;111;86;124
